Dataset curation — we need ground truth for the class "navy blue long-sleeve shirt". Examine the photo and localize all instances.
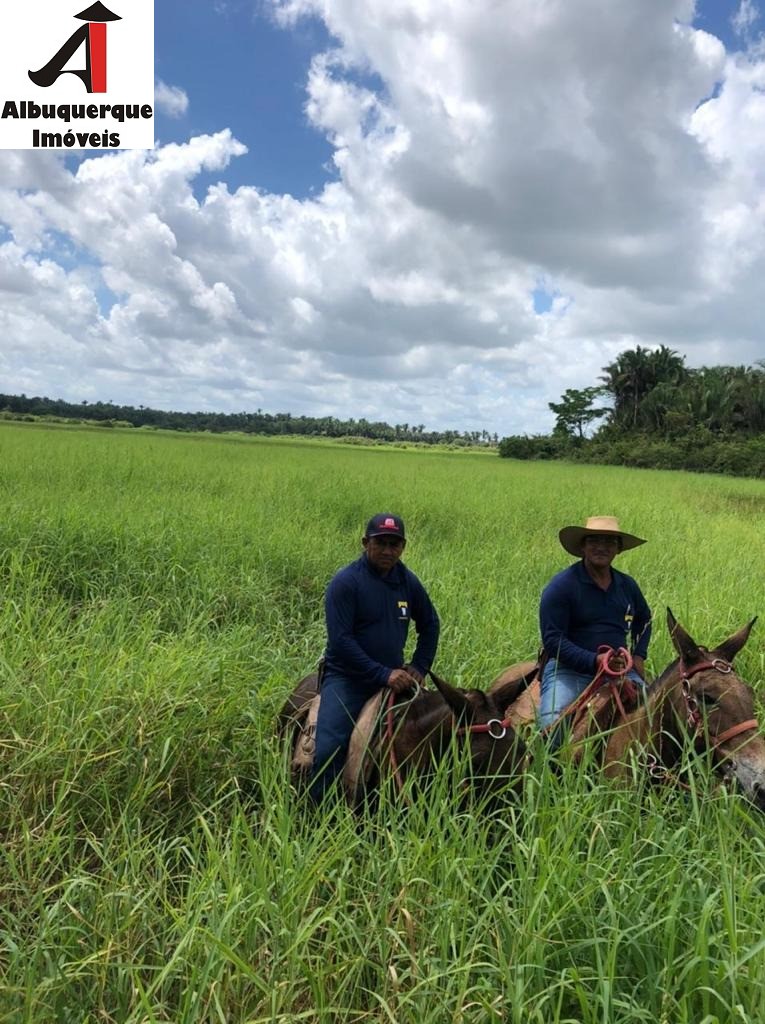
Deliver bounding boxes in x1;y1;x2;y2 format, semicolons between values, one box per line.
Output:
324;554;440;688
539;560;652;675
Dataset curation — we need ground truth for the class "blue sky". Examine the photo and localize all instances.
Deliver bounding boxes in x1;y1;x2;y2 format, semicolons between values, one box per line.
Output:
1;0;764;435
696;0;749;47
155;1;334;197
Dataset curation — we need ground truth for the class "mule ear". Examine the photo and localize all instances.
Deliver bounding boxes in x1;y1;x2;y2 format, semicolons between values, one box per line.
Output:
429;672;474;721
667;607;703;664
713;617;757;663
489;662;538;712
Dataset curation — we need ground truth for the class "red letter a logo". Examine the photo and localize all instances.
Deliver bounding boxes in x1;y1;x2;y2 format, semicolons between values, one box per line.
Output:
28;2;121;93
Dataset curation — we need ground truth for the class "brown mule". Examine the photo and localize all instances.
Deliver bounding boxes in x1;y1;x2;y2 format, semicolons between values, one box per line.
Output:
277;667;537;807
489;610;765;811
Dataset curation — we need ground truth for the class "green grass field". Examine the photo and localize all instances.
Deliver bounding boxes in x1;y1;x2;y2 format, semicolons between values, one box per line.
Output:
1;421;765;1024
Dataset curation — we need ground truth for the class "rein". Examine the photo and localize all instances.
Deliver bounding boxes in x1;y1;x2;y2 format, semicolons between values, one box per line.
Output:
385;684;420;795
544;645;637;738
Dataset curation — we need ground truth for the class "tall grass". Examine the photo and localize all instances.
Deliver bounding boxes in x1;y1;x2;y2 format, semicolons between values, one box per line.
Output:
1;422;764;1022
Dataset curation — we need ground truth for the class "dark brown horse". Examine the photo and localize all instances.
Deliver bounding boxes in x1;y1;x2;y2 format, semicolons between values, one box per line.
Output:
489;610;765;810
278;665;536;807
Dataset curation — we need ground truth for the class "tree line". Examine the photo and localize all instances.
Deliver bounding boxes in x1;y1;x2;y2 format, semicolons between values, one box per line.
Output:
0;393;500;448
499;347;765;478
6;346;764;475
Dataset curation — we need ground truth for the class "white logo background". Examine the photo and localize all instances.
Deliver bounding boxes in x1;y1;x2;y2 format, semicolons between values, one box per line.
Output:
0;1;154;150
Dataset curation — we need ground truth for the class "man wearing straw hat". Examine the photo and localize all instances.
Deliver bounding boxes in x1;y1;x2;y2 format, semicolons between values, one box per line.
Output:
538;515;651;746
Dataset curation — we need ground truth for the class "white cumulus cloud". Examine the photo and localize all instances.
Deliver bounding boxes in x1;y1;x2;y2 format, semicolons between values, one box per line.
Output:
0;0;764;434
732;0;760;37
155;80;190;119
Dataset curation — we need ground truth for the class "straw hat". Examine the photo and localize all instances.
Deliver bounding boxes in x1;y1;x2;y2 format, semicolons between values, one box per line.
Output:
559;516;646;557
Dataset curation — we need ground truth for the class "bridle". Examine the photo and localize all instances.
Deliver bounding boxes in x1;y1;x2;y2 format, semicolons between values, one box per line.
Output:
642;656;759;786
679;657;759;753
384;679;516;794
454;716;511;740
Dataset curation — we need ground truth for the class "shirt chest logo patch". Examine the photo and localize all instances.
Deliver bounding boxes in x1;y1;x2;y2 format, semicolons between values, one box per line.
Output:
397;601;409;619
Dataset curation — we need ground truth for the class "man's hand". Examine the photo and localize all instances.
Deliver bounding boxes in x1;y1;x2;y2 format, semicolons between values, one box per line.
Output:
596;649;629;675
402;663;424;685
387;668;419;693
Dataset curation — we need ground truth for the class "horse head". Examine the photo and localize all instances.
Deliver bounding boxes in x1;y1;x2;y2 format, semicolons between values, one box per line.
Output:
666;608;765;810
427;670;531;794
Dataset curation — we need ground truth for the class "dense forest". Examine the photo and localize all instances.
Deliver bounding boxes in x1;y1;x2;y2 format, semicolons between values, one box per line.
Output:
0;393;498;448
499;347;765;477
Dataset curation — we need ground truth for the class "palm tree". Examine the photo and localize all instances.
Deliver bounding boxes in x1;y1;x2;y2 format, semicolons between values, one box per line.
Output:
599;346;654;429
600;345;687;430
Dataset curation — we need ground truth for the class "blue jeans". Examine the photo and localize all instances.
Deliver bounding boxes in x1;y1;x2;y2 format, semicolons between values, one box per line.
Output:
538;660;645;750
308;672;382;803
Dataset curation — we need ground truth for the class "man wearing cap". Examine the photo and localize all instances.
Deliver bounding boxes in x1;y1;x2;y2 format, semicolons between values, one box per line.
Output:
538;515;651;746
309;513;440;802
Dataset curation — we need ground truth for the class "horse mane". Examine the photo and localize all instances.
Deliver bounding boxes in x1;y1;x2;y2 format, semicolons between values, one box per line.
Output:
463;689;492;707
406;686;490;717
410;688;453;715
648;656;679;693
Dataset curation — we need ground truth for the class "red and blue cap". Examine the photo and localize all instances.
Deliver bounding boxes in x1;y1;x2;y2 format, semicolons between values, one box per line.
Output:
365;513;406;540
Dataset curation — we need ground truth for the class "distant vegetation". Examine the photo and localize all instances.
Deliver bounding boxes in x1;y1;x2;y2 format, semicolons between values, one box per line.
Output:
0;392;499;448
500;347;765;477
6;345;765;476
